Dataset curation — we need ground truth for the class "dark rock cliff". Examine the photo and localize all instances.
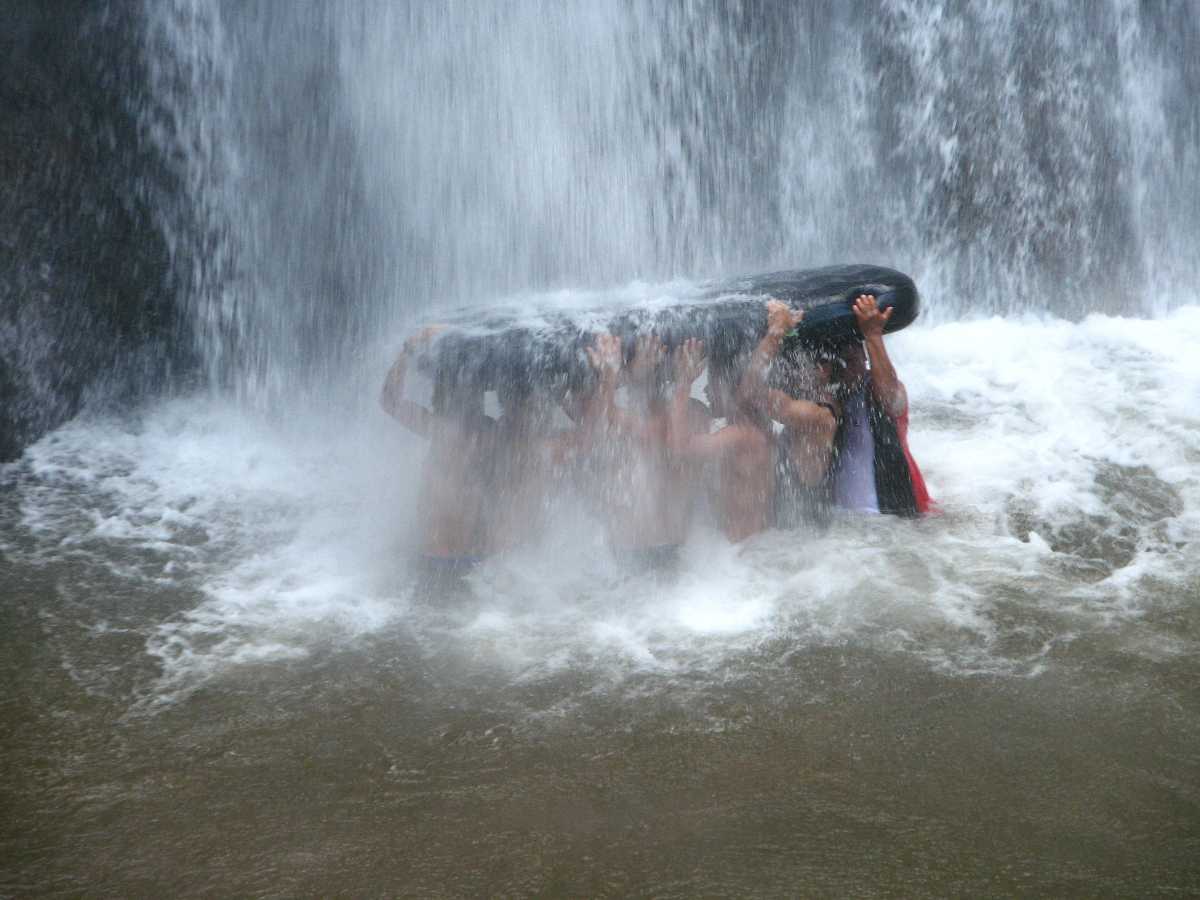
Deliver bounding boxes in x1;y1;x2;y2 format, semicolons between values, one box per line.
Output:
0;1;193;461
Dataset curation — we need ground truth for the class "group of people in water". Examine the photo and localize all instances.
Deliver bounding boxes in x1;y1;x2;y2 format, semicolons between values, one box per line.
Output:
380;294;932;588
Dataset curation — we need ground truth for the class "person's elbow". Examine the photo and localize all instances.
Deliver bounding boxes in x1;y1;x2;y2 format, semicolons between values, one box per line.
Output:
781;402;833;435
884;385;907;419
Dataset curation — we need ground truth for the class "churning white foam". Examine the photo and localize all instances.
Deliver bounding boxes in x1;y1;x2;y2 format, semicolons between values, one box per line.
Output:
7;299;1199;706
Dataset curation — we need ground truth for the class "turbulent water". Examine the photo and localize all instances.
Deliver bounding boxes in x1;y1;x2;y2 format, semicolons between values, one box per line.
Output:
5;296;1199;894
5;299;1200;704
4;0;1200;896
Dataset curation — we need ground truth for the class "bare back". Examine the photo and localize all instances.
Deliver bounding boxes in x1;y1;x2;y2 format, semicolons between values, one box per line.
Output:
600;410;692;550
416;417;493;558
714;421;775;543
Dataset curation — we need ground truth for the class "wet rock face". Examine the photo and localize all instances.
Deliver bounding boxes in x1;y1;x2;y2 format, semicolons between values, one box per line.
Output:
0;1;192;461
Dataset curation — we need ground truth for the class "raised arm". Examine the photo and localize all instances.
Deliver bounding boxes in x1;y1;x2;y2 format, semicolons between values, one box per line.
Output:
584;332;669;443
668;338;738;459
770;391;838;434
611;333;671;441
379;326;443;437
739;300;835;434
581;332;622;436
739;299;800;409
852;294;907;418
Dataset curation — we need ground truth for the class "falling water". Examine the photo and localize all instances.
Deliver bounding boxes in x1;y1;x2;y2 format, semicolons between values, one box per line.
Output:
143;0;1200;399
3;1;1199;895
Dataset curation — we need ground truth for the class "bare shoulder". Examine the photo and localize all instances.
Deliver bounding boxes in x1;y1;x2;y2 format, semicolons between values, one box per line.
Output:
722;422;771;453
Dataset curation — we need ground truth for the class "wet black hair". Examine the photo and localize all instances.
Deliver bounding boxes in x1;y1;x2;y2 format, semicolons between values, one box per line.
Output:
429;332;488;416
799;335;859;364
496;360;535;409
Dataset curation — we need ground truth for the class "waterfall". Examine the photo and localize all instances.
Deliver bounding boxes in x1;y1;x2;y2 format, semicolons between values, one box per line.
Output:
5;12;1200;877
2;0;1196;454
143;0;1198;402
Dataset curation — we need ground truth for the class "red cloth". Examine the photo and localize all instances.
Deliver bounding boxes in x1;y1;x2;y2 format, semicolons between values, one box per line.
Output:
893;406;933;515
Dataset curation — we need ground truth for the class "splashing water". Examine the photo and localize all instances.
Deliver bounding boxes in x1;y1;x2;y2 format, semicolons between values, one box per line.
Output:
5;292;1197;710
142;0;1200;399
5;3;1200;894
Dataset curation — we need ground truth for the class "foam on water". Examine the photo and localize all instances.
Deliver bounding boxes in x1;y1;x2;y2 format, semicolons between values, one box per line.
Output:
5;293;1198;709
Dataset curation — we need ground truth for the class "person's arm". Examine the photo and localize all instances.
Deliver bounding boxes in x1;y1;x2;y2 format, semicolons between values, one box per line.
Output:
853;294;907;418
379;326;445;437
626;333;667;392
607;333;669;441
739;300;835;434
769;391;838;435
584;332;669;443
679;424;753;461
738;299;800;410
580;332;621;436
668;338;737;459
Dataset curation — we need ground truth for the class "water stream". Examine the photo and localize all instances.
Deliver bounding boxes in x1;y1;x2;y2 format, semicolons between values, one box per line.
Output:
3;1;1199;895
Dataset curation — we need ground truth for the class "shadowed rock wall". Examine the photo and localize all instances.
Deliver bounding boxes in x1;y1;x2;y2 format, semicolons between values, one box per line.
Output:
0;1;193;461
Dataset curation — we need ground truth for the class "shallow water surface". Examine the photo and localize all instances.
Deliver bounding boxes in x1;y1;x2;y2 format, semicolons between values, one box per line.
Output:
3;309;1200;896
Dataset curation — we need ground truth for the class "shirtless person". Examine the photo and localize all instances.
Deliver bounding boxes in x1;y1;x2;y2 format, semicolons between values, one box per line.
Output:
741;299;841;526
669;338;775;543
485;371;579;554
380;327;493;585
832;294;933;517
583;332;704;570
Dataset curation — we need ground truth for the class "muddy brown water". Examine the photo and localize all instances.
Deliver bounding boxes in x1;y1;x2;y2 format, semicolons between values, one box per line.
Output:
4;558;1199;898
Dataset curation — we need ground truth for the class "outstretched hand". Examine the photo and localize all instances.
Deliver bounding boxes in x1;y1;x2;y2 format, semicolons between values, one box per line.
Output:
852;294;892;339
766;299;803;339
673;337;707;386
586;333;622;379
628;333;667;384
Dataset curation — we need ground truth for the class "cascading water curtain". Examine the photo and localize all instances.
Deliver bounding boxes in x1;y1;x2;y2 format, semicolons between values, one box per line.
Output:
144;0;1200;398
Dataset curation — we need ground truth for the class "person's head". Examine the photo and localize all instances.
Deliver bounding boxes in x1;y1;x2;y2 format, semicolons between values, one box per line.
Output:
808;342;845;392
623;332;669;408
836;340;868;389
431;372;484;421
430;346;485;422
496;364;534;415
767;342;831;402
428;333;486;421
499;378;558;436
706;350;763;425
